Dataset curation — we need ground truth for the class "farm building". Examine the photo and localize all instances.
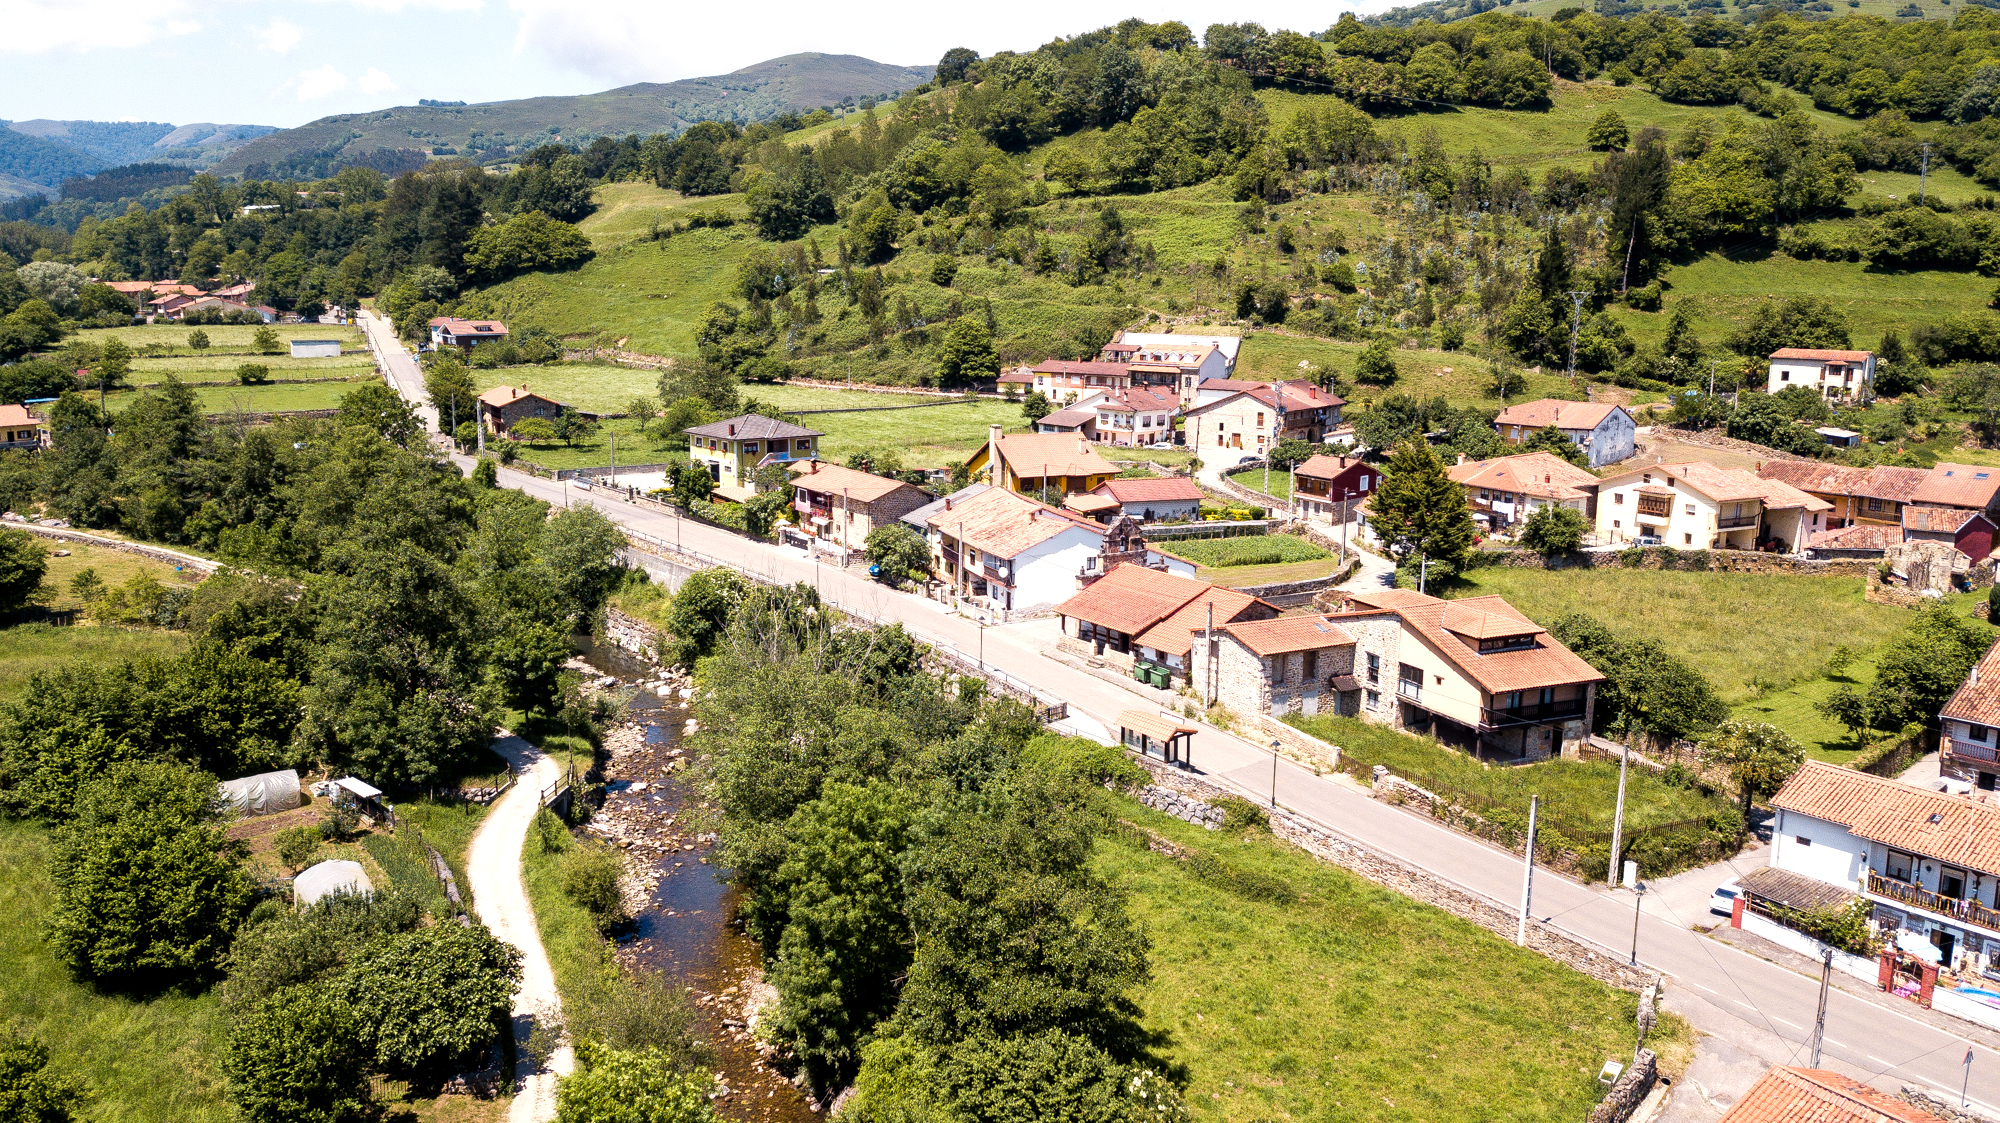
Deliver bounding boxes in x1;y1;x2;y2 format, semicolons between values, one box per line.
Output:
218;768;301;817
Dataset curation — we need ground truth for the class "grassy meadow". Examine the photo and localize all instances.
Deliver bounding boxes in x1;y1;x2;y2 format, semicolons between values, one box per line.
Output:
1169;533;1332;568
0;623;186;701
73;322;365;354
1102;799;1652;1122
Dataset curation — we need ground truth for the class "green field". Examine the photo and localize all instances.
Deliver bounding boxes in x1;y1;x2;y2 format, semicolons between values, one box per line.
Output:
95;378;375;416
1447;567;1988;705
0;623;187;702
1169;533;1331;568
1224;465;1292;503
74;323;365;353
125;351;375;386
0;819;233;1122
1103;798;1650;1122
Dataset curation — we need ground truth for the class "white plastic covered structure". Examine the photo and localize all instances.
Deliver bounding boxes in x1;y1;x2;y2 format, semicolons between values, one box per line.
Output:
294;859;373;908
217;769;301;818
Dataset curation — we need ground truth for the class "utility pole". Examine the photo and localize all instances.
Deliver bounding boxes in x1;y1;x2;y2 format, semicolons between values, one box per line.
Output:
1627;862;1644;967
1921;141;1932;207
1608;742;1631;885
1419;554;1429;595
1809;947;1833;1067
1265;382;1285;498
609;428;615;490
1204;600;1216;706
1709;360;1717;398
1517;794;1540;947
1341;488;1353;559
1566;291;1591;381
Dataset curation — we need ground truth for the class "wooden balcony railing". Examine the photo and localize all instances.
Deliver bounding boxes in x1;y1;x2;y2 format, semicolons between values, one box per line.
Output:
1949;739;2000;764
1867;871;2000;934
1716;513;1759;529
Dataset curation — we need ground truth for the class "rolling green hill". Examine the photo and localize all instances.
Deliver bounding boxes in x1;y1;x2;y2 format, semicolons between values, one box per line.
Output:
215;53;933;179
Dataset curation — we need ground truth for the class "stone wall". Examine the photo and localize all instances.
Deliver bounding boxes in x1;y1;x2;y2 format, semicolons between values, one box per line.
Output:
1132;757;1661;993
1470;546;1878;578
1133;784;1225;829
3;521;221;574
1586;1049;1657;1123
1258;715;1342;772
1900;1084;2000;1123
604;607;658;659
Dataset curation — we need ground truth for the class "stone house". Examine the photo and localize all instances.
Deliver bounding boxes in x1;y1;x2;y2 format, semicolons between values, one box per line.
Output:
788;460;933;553
925;486;1194;614
1757;461;1929;536
477;384;565;437
1766;347;1875;405
1189;587;1603;762
963;426;1117;498
1182;381;1345;460
1086;476;1205;522
1088;387;1179;447
1902;506;1996;564
1491;399;1636;468
1099;336;1231;403
1593;460;1830;552
1446;450;1599;532
1293;453;1379;524
1055;561;1277;684
685;415;823;501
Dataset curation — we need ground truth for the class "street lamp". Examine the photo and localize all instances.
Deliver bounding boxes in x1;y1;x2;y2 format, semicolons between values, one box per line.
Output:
1269;738;1282;808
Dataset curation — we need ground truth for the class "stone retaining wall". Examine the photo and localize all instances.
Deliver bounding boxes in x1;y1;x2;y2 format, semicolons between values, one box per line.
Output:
1257;716;1342;773
1133;785;1225;829
1587;1049;1657;1123
1901;1085;2000;1123
1472;547;1879;578
4;522;221;574
1132;757;1661;994
604;607;658;659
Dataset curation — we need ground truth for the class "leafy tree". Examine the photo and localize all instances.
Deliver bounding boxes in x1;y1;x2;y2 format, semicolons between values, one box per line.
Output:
1353;338;1398;385
342;921;522;1079
0;301;65;360
1726;296;1851;357
1517;504;1588;555
187;329;210;351
222;988;372;1123
66;568;102;604
0;528;47;612
1866;602;1992;730
746;147;837;242
1813;685;1875;746
463;211;594;283
1370;439;1475;578
235;363;269;385
937;47;981;85
511;417;557;443
17;262;83;315
0;1026;87;1123
1550;613;1729;742
45;760;252;993
936;317;999;388
865;524;930;582
96;336;131;390
660;568;747;665
275;826;320;872
1666;389;1733;430
669;462;715;509
552;407;598;447
554;1042;716;1123
423;355;480;433
1021;391;1052;424
490;620;573;714
561;843;626;930
1267;438;1315;469
744;490;792;538
1518;425;1588;466
252;326;282;354
1588;110;1630;150
1698;720;1806;817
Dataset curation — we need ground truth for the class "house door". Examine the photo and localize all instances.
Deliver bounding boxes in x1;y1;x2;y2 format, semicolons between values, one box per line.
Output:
707;463;720;483
1934;928;1958;967
1942;867;1968;900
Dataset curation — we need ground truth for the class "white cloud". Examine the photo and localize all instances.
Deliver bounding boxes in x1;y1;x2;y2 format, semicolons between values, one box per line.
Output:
254;18;303;54
296;64;351;100
359;67;397;94
505;0;1371;86
0;1;203;53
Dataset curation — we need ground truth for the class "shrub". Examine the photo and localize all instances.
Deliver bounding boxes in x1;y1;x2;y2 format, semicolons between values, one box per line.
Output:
236;363;269;385
555;1042;715;1123
561;844;626;930
1619;547;1645;568
0;1027;87;1123
251;325;282;354
223;989;372;1123
275;825;319;871
1625;284;1662;311
1211;794;1270;834
1680;548;1710;571
342;922;522;1079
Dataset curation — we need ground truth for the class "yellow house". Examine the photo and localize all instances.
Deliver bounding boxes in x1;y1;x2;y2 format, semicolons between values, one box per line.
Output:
963;425;1117;498
685;414;824;501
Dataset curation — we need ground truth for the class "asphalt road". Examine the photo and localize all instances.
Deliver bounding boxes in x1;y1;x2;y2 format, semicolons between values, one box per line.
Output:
361;312;2000;1113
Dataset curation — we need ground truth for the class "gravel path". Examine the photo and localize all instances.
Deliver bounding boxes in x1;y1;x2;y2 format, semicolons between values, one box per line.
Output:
466;734;573;1123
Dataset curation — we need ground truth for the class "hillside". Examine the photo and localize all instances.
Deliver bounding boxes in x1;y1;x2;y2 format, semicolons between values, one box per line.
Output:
0;120;275;191
215;53;933;179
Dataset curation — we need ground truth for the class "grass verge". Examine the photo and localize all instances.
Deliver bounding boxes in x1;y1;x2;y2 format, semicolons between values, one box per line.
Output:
1101;800;1645;1122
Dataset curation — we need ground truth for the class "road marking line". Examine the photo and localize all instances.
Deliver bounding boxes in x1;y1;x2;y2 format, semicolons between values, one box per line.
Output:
1772;1017;1802;1029
1824;1038;1848;1048
1869;1055;1895;1067
1685;981;1718;994
1734;1000;1755;1009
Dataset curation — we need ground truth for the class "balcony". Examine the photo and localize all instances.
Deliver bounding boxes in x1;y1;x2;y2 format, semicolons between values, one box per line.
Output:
982;564;1014;588
1397;678;1422;702
1950;739;2000;764
1867;871;2000;936
1716;514;1760;529
1634;500;1672;519
1483;698;1588;727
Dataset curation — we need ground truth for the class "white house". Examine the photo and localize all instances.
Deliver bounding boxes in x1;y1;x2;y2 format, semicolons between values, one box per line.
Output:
1768;760;2000;976
1592;460;1830;552
1491;400;1636;468
925;485;1194;614
1767;347;1875;405
1939;636;2000;789
429;316;510;351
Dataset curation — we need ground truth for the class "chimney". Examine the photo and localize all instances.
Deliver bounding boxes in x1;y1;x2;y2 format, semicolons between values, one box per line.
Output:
989;423;1003;448
1456;453;1465;466
945;496;952;511
728;423;736;436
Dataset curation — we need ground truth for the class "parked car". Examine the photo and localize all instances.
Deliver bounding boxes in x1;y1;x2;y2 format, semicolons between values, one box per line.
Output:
1236;455;1260;466
1710;879;1742;916
1149;441;1174;450
1633;534;1663;547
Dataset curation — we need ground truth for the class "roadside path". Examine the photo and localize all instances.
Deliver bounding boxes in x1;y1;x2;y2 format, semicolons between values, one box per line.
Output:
464;734;572;1122
360;311;2000;1111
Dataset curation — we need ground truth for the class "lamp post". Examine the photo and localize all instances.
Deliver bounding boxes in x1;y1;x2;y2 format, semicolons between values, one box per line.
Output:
1270;738;1281;808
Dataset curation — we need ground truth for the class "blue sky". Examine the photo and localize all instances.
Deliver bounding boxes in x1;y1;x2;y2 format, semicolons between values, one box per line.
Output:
0;0;1375;129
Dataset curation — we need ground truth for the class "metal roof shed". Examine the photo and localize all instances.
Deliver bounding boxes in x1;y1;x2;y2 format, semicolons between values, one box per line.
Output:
294;859;373;908
217;768;301;817
334;777;383;801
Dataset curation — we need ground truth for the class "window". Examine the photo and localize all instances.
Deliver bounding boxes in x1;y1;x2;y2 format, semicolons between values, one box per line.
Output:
1614;492;1624;504
1684;503;1695;515
1983;773;1997;792
1360;476;1370;491
1505;691;1523;709
1303;650;1319;681
1479;490;1490;501
1612;520;1621;529
1366;652;1380;684
1781;370;1791;381
1868;498;1882;512
796;439;812;452
1366;689;1381;709
1886;849;1914;881
743;442;759;454
1973;724;1992;743
1684;533;1693;544
1794;836;1812;847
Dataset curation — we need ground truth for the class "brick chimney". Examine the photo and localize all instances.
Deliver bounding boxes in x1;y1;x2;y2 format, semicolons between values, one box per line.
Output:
728;423;736;436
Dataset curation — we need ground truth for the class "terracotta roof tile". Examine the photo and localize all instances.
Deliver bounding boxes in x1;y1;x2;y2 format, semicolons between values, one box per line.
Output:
1296;453;1371;481
1758;461;1930;504
428;316;508;336
1492;399;1625;431
1221;615;1356;657
1448;451;1599;502
1134;587;1277;657
993;432;1117;479
1096;476;1205;504
788;461;926;505
1036;408;1095;429
1942;638;2000;728
1608;462;1831;511
0;404;41;428
1093;387;1180;414
1063;492;1121;514
1903;506;1985;534
1772;759;2000;876
1335;590;1604;694
1912;464;2000;510
1717;1066;1942;1123
929;485;1102;560
1032;360;1130;378
1770;348;1874;363
1054;561;1210;635
1735;867;1855;914
477;383;561;409
1117;710;1198;744
1806;524;1900;551
685;414;823;441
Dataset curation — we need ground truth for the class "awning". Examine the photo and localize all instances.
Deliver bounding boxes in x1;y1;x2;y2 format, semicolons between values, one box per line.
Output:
1329;675;1362;691
1898;929;1943;964
1118;709;1197;744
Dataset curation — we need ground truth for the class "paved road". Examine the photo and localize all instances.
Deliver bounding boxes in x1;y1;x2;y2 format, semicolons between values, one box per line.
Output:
464;734;573;1122
362;312;2000;1111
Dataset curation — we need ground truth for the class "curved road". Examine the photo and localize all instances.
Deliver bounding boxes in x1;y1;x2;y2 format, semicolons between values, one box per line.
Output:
361;310;2000;1117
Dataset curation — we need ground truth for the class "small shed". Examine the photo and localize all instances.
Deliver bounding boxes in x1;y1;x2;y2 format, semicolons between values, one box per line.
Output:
330;776;390;822
1815;426;1861;448
294;859;373;908
290;339;343;358
1119;709;1197;768
218;768;301;817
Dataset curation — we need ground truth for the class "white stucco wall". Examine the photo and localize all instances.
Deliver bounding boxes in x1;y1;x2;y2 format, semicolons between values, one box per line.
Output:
1013;528;1105;609
1771;808;1869;889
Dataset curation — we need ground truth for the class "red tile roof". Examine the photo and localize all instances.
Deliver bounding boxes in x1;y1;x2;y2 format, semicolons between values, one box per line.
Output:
1448;451;1599;502
789;460;925;505
1133;586;1276;657
1941;637;2000;728
1772;760;2000;876
1118;710;1198;744
1054;560;1210;635
1758;461;1930;504
1806;524;1901;551
1605;462;1831;512
1222;615;1356;657
430;316;509;337
1095;476;1205;504
1240;381;1346;410
1770;348;1874;363
1295;453;1371;482
1903;505;1987;534
930;485;1102;560
1032;360;1130;378
0;404;41;429
1493;399;1625;431
1717;1066;1941;1123
1093;387;1180;414
477;384;561;409
1336;589;1604;694
1063;492;1121;514
992;432;1117;479
1912;463;2000;510
999;369;1037;384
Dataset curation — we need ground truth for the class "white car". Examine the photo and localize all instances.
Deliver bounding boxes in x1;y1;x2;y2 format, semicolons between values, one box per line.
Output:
1710;880;1742;916
1236;455;1260;466
1149;441;1174;450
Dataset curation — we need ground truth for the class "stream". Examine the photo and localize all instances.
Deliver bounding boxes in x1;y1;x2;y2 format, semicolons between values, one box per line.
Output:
575;638;821;1123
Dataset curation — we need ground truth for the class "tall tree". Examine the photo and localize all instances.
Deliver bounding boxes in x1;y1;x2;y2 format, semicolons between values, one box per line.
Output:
1369;439;1475;578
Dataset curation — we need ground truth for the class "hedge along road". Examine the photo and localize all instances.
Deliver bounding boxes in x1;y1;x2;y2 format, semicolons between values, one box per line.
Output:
360;310;2000;1112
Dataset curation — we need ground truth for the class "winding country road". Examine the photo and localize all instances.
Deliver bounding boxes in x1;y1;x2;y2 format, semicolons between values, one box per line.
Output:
360;310;2000;1119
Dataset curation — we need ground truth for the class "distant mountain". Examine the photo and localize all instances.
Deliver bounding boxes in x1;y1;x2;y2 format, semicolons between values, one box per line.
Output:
0;119;277;194
216;53;933;180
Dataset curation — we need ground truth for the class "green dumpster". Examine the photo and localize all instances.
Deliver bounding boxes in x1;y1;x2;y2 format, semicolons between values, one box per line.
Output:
1150;664;1171;689
1134;661;1153;682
